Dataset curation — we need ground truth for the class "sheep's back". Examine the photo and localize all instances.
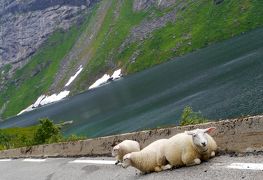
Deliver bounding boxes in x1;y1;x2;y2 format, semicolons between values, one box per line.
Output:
130;139;168;172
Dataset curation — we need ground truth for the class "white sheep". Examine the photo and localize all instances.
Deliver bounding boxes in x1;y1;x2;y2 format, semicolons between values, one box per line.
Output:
112;140;140;165
164;127;217;168
122;139;172;173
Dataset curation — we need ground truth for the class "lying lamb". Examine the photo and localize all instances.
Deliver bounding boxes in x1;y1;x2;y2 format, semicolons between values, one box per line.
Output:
122;139;172;173
112;140;140;165
164;127;217;168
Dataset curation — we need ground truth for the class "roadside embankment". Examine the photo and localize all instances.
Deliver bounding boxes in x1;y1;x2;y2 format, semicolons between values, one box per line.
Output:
0;115;262;159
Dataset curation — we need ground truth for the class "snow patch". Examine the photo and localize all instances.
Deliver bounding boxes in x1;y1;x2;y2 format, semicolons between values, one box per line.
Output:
89;74;111;89
17;91;70;116
17;69;123;115
111;69;122;80
17;105;34;116
32;95;46;108
39;91;70;106
89;69;122;89
65;65;83;87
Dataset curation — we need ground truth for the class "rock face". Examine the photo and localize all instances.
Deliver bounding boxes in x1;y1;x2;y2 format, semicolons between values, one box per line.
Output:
0;0;95;70
133;0;177;11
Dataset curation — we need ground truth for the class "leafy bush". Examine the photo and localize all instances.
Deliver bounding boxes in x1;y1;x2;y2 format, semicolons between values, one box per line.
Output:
180;106;208;126
33;118;62;145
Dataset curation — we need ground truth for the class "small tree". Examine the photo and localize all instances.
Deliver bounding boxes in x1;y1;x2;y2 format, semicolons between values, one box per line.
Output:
180;106;208;126
33;118;62;145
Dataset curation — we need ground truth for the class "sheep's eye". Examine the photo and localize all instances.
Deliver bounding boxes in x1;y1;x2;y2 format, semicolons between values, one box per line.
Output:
193;134;197;137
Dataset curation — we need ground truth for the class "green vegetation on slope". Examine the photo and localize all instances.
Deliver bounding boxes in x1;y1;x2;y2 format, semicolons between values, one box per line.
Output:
0;118;86;150
0;27;80;118
1;0;263;119
119;0;263;73
75;0;263;91
73;0;148;92
0;125;37;149
0;9;96;118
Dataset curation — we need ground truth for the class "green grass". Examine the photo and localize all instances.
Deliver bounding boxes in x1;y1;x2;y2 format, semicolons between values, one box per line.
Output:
117;0;263;73
0;126;38;150
0;119;87;150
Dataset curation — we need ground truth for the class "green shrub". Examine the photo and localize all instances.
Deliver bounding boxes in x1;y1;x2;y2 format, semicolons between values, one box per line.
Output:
33;118;62;145
180;106;208;126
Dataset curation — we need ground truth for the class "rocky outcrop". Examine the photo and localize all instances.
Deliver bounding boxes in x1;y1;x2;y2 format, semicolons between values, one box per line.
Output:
0;0;96;71
133;0;177;11
119;0;189;63
119;9;177;56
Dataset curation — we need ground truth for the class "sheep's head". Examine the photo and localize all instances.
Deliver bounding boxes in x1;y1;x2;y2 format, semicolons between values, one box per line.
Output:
112;144;120;156
122;153;132;168
186;127;216;151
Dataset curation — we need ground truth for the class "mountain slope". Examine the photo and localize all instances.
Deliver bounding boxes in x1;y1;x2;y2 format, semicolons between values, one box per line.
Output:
1;0;263;119
0;0;94;72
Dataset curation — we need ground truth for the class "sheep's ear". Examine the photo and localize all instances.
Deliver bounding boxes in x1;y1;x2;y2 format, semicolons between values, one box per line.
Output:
114;145;120;150
204;127;216;134
126;153;131;159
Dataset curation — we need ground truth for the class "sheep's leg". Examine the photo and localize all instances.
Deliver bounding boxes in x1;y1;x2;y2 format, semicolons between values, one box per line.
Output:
154;166;163;172
201;153;210;161
185;158;201;166
182;152;201;166
161;164;173;170
211;151;215;157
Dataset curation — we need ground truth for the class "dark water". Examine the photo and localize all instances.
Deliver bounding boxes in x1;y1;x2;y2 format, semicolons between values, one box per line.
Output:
1;28;263;138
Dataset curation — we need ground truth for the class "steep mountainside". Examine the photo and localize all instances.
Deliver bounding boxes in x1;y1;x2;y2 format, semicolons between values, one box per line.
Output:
0;0;263;119
0;0;95;74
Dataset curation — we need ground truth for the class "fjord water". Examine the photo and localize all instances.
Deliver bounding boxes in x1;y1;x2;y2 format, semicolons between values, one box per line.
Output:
1;28;263;137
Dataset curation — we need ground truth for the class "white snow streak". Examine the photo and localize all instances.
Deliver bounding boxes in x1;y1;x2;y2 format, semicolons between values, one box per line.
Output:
65;65;83;87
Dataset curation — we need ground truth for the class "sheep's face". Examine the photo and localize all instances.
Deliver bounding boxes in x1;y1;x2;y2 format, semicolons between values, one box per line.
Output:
189;130;208;150
186;127;216;151
122;153;132;168
112;145;120;156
